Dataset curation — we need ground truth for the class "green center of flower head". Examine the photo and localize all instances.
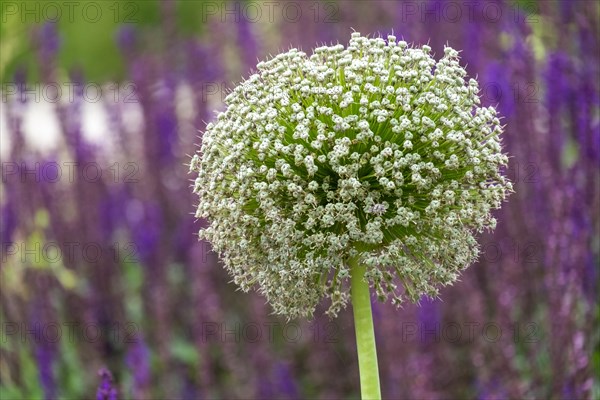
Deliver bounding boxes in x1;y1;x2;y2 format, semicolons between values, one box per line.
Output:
191;32;512;318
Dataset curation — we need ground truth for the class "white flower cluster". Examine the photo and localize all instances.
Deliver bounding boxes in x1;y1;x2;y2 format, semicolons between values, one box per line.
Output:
191;33;512;318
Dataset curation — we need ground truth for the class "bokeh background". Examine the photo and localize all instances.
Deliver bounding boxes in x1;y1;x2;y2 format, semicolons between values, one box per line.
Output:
1;1;599;399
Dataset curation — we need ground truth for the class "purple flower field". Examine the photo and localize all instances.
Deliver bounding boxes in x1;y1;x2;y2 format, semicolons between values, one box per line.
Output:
1;1;598;399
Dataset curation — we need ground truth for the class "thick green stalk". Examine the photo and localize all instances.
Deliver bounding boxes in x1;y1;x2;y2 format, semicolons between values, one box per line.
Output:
349;257;381;400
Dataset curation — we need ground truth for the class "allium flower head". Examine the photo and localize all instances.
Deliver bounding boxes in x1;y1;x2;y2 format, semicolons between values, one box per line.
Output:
191;33;512;318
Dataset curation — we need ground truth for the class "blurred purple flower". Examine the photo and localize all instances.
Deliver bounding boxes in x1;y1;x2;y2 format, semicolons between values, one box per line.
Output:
187;42;221;82
237;4;258;69
38;22;61;60
583;252;597;301
6;69;27;156
561;382;576;399
180;377;201;400
116;24;137;54
370;295;381;322
257;376;275;400
0;203;17;249
186;41;223;129
173;219;196;263
128;200;163;265
545;52;571;114
485;61;514;118
275;362;299;399
418;296;441;346
560;1;574;24
577;27;600;163
35;341;57;400
12;67;28;107
545;52;572;161
153;78;178;164
57;70;93;164
463;21;480;72
98;188;129;242
96;368;118;400
475;377;506;400
126;335;151;396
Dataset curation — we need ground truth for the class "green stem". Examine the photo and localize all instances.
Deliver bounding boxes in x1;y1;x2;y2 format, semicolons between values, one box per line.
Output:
349;257;381;400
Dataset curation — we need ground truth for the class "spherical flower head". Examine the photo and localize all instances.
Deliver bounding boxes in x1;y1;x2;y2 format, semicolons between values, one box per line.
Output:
190;33;512;318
